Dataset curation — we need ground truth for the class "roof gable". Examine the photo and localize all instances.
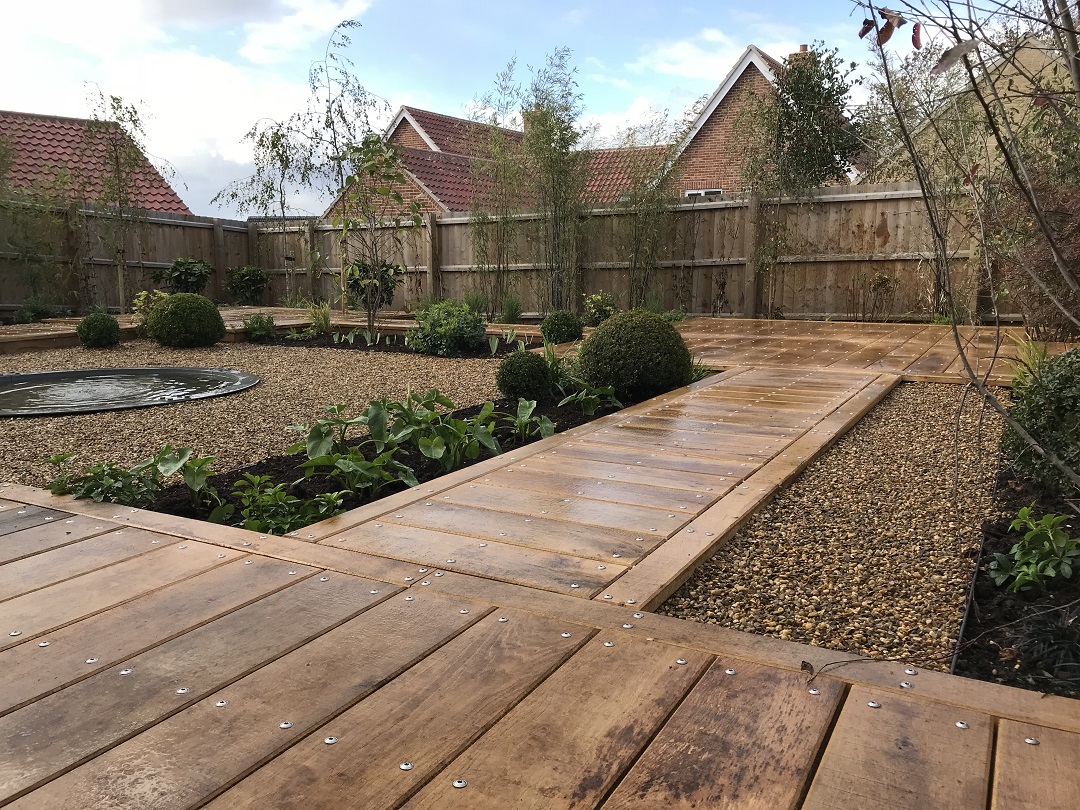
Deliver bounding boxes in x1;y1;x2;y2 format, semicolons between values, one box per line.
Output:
0;110;191;214
672;45;779;162
386;106;524;159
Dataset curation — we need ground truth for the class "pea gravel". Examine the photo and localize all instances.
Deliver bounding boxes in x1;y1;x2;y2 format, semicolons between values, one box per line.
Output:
658;382;1007;671
0;340;500;488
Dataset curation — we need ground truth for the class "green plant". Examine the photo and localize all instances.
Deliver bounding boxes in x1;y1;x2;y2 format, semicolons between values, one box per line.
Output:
144;293;226;348
1003;348;1080;496
930;313;952;325
558;383;622;416
689;356;712;382
501;399;555;442
990;504;1079;592
346;259;405;331
582;291;618;327
499;293;522;324
45;445;192;507
333;328;361;346
540;310;583;344
496;350;555;403
280;292;312;309
76;310;121;348
243;313;277;342
308;301;333;335
463;289;488;315
152;257;213;294
577;309;693;403
1009;334;1051;395
415;400;501;471
226;265;269;305
231;473;346;534
298;447;418;500
14;299;60;324
409;299;486;356
1016;606;1080;684
132;290;170;336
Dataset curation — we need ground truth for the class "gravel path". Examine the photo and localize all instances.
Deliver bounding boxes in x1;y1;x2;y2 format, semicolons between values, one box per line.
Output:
0;341;500;488
659;383;1006;671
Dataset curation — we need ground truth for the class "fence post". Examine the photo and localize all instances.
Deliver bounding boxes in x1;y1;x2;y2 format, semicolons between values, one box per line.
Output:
425;212;441;299
306;220;317;300
742;192;761;318
212;219;226;302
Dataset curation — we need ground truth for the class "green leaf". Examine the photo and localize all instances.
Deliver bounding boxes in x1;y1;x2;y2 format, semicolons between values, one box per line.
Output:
418;436;446;459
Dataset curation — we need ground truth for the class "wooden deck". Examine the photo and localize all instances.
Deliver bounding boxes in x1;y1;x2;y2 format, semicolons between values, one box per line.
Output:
1;320;1078;807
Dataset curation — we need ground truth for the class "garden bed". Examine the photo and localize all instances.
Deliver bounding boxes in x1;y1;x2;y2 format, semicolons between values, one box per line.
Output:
953;467;1080;698
659;383;1006;671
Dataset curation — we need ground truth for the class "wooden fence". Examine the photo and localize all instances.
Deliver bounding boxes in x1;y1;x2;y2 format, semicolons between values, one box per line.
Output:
0;182;995;321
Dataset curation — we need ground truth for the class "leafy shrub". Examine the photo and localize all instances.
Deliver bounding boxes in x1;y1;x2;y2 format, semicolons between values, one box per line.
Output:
153;257;213;294
132;290;170;336
500;293;522;324
501;399;554;441
145;293;225;348
243;313;276;342
1003;347;1080;496
496;350;555;403
308;301;333;335
463;289;487;314
582;290;618;326
227;265;269;305
990;504;1078;592
541;310;583;344
231;473;346;534
409;299;486;356
45;446;196;507
77;310;121;348
14;300;60;324
577;309;693;403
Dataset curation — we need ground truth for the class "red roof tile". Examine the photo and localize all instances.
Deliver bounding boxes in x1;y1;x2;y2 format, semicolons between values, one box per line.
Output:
401;106;523;159
0;110;191;214
399;147;482;212
587;145;671;204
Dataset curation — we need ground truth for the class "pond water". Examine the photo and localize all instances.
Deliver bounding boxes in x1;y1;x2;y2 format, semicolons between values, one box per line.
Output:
0;368;260;417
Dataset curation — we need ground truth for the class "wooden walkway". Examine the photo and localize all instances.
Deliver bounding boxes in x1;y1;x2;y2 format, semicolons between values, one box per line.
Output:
1;320;1077;807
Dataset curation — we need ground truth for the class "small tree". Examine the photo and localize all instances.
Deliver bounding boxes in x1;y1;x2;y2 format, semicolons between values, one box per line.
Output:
336;134;422;333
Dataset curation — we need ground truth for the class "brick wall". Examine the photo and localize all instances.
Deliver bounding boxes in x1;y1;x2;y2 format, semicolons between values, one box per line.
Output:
388;119;430;151
676;65;773;194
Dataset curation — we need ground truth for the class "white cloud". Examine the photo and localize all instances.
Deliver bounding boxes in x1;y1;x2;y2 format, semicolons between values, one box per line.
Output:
239;0;374;64
630;27;798;80
581;96;662;147
589;74;632;89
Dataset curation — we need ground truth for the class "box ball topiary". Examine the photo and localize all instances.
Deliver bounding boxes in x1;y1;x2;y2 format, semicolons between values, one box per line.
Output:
77;311;121;348
540;310;583;345
1003;347;1080;497
576;309;693;403
145;293;226;348
496;350;555;403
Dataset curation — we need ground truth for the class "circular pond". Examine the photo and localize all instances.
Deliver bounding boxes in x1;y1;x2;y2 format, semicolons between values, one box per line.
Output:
0;367;261;417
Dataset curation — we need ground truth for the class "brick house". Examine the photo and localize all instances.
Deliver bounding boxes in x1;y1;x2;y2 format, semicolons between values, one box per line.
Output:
0;110;191;214
325;44;782;217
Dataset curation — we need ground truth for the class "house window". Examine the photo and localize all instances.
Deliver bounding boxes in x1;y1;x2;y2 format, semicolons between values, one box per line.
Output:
684;188;723;197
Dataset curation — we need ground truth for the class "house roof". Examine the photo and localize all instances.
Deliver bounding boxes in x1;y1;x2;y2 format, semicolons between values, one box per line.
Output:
387;106;524;159
671;44;780;162
587;145;671;203
398;147;479;213
0;109;191;214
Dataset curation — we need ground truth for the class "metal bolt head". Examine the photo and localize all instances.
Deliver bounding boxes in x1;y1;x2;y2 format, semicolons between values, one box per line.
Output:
216;700;228;707
1024;737;1040;746
176;687;190;695
904;667;917;675
867;701;881;709
400;762;414;771
245;560;253;565
561;632;572;638
452;779;467;789
603;594;613;599
280;721;293;729
370;590;380;594
446;559;455;564
460;609;470;614
955;721;969;729
626;599;637;605
570;584;580;589
498;617;508;622
120;668;133;675
8;631;21;637
633;612;644;619
85;657;98;664
622;623;634;629
421;581;430;586
434;572;443;577
808;688;821;696
604;641;614;647
38;641;50;647
900;681;914;689
178;545;187;549
676;658;688;665
724;668;736;675
404;596;414;601
324;736;338;745
320;576;330;582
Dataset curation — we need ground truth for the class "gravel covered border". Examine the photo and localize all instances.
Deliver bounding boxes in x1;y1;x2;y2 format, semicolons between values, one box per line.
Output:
0;341;500;488
659;383;1007;671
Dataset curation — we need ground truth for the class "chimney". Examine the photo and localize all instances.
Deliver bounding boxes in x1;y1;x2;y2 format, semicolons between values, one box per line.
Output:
788;44;812;65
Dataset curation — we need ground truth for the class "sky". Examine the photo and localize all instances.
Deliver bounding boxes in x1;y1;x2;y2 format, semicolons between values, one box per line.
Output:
1;0;875;219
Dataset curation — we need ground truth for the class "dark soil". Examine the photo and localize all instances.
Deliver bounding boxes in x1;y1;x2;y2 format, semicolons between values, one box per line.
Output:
953;465;1080;698
261;331;532;358
148;399;612;524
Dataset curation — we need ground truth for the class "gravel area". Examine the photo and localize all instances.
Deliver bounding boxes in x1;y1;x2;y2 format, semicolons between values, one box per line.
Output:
0;341;500;488
659;383;1007;671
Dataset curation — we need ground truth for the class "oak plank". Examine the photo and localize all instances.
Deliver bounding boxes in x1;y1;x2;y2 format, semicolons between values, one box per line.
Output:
511;452;737;492
802;686;993;810
0;556;322;716
554;441;758;478
11;591;484;810
602;661;842;810
0;505;69;537
0;541;242;650
331;521;626;595
373;501;656;561
204;609;590;809
991;720;1080;810
404;636;710;810
0;529;166;602
0;567;392;801
0;515;118;564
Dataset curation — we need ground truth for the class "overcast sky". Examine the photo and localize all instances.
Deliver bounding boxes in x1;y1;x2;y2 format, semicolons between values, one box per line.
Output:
1;0;877;219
